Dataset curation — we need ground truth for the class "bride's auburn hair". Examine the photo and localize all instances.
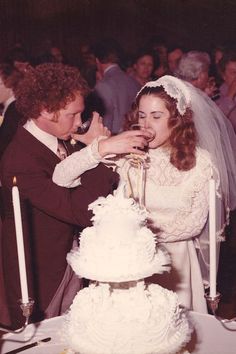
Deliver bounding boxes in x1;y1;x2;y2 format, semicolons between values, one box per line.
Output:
125;86;197;171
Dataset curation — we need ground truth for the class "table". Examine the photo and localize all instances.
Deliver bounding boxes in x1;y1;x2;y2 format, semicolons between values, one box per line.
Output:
1;312;236;354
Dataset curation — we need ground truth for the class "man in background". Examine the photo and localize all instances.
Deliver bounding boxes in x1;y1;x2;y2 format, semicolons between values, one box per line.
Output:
0;63;23;159
175;50;219;100
92;38;139;134
216;50;236;132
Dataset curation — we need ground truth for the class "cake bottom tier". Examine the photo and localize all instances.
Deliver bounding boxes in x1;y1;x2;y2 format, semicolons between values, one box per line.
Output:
62;281;192;354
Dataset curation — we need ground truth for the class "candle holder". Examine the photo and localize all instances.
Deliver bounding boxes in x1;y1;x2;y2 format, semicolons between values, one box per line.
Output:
205;291;236;330
205;291;221;314
0;298;34;334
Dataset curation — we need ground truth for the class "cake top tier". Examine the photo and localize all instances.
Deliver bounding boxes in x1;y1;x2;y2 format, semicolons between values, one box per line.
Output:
89;184;148;226
67;183;170;282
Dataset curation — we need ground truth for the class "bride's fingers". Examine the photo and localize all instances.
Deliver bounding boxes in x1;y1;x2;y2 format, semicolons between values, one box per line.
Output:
98;115;103;123
90;111;100;123
103;127;111;136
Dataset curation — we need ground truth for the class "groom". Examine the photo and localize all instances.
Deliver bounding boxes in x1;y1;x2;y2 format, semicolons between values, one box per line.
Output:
0;63;120;329
0;62;150;329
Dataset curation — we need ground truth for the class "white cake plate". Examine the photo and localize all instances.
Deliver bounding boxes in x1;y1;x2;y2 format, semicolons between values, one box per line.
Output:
1;312;236;354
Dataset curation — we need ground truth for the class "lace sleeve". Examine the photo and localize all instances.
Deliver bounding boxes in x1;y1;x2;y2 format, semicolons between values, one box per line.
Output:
52;138;104;188
154;161;213;243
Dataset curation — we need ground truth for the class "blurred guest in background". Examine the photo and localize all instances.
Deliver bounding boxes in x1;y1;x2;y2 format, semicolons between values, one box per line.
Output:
92;38;139;134
215;50;236;317
216;50;236;132
128;48;154;87
167;45;184;75
78;42;99;89
31;39;66;66
149;36;169;78
175;50;218;99
50;46;64;63
0;63;24;159
209;44;226;89
4;43;31;73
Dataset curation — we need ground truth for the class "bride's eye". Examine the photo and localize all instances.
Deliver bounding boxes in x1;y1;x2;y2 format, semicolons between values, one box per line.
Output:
138;112;145;119
152;112;162;119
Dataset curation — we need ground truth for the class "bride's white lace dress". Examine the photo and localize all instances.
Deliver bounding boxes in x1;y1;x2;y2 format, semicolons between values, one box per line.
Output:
117;147;214;313
53;142;214;313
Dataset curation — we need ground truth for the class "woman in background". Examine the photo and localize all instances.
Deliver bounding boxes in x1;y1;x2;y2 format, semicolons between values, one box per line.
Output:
127;49;154;88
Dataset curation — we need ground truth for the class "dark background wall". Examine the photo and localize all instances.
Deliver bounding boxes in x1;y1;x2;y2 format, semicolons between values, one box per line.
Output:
0;0;236;63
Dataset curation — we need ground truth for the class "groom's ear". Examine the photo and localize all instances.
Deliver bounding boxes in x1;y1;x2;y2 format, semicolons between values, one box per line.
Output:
40;110;58;122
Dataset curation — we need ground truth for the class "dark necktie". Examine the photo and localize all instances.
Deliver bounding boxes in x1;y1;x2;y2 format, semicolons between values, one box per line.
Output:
57;140;67;160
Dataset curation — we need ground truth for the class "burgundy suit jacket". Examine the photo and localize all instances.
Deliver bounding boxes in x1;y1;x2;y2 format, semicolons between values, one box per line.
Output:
0;126;119;328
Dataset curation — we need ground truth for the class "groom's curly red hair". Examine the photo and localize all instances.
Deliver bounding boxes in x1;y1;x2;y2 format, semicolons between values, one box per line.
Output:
15;63;90;121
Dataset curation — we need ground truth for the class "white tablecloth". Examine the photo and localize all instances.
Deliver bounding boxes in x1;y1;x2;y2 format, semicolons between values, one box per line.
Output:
1;311;236;353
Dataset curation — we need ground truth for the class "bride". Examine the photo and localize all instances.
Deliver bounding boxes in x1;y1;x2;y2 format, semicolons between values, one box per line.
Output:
52;75;236;313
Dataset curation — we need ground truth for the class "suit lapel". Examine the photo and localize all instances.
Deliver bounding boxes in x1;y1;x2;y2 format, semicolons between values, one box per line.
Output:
15;127;60;165
15;126;81;166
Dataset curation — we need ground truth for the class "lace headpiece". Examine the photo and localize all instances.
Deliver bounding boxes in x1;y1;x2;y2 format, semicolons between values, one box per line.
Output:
137;75;191;116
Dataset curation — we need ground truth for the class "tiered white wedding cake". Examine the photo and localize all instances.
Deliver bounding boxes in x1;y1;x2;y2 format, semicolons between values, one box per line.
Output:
63;186;191;354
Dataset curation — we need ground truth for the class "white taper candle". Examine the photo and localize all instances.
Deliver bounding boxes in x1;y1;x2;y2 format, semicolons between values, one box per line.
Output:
209;174;217;298
12;177;29;304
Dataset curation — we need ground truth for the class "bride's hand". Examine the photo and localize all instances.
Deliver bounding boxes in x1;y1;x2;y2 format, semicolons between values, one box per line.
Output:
98;130;152;157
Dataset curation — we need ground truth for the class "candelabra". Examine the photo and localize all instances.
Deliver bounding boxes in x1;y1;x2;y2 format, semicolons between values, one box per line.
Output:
0;298;34;334
205;292;236;330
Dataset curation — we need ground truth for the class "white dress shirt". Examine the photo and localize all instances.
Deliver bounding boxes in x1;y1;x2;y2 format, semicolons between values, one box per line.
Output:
24;119;58;155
